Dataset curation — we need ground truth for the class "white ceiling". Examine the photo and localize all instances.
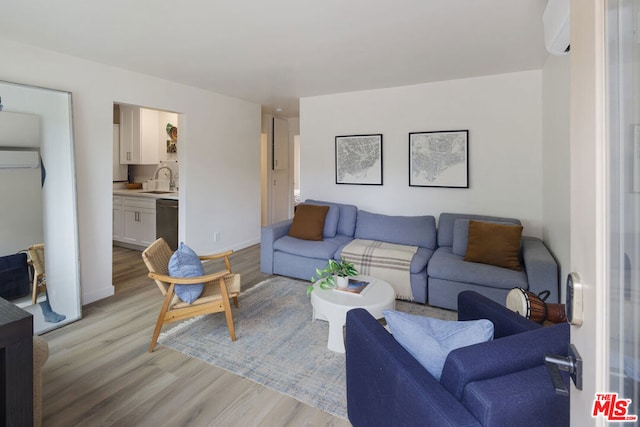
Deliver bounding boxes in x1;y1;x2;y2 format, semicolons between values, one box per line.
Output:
0;0;549;117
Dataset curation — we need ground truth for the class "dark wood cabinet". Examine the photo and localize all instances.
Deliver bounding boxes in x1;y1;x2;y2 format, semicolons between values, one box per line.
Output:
0;298;33;426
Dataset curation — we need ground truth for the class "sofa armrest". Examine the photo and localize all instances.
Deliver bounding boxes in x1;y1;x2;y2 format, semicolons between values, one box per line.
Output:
440;322;569;401
346;309;481;427
522;237;560;303
458;291;540;339
260;219;292;274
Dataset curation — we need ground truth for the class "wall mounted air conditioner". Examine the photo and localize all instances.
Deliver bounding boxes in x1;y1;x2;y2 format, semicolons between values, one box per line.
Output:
0;150;39;168
543;0;570;55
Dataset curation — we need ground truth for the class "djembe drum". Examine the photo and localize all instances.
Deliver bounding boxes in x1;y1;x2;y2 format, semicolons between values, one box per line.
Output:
506;288;567;324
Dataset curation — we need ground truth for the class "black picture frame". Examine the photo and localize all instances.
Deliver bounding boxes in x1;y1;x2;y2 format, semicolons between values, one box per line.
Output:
409;130;469;188
335;134;383;185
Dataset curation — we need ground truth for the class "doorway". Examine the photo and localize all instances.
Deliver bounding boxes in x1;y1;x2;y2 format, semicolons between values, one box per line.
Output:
111;102;181;294
261;114;299;226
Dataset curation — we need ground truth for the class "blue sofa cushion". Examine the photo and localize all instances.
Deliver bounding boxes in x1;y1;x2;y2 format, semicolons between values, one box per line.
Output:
428;247;528;290
452;219;471;256
168;242;204;304
301;201;340;238
273;235;346;259
305;199;358;237
355;210;437;249
462;365;569;427
384;310;493;381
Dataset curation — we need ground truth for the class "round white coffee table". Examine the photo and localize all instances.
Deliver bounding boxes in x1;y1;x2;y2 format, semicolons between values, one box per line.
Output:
310;276;396;353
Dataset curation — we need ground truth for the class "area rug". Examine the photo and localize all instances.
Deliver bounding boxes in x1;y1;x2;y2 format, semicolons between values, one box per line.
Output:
158;276;457;419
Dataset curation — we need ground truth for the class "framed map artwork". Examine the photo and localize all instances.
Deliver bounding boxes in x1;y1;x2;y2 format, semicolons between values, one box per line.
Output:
409;130;468;188
335;134;383;185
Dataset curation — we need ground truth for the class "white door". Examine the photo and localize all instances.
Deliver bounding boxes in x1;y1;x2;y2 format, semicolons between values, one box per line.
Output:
267;116;292;224
273;116;289;171
570;1;639;424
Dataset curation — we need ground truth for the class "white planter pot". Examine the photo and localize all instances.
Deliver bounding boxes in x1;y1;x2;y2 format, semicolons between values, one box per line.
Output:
335;275;349;289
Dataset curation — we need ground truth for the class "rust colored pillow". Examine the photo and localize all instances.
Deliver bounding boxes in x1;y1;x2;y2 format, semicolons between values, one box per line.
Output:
288;204;330;241
464;220;523;271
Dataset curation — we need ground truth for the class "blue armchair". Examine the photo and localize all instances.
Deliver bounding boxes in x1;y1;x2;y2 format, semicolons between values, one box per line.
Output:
345;291;569;427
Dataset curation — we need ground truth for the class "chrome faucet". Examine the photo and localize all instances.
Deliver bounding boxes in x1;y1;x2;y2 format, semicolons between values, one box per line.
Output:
154;166;175;190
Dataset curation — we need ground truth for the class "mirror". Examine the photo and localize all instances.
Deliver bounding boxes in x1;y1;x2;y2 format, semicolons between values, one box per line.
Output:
0;80;81;334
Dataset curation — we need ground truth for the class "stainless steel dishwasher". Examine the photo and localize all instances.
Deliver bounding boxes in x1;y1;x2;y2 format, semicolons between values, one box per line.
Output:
156;198;178;250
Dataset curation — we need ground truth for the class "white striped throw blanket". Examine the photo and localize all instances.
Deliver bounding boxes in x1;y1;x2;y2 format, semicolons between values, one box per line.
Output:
341;239;417;301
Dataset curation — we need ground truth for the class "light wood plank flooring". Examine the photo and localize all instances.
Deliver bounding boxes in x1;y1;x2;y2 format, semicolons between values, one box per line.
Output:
41;245;351;427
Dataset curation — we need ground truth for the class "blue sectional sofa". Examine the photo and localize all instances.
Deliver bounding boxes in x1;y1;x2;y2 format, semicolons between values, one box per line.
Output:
345;291;570;426
260;200;559;308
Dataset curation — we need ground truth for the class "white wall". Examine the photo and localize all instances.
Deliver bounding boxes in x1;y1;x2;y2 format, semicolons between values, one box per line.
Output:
300;71;544;237
0;37;262;305
542;54;571;294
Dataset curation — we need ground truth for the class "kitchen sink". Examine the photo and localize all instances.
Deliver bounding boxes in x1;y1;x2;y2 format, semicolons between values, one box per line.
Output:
140;190;175;194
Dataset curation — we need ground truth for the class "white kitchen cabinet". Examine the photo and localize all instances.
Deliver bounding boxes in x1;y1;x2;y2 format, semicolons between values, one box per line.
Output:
119;105;160;165
113;195;124;241
112;125;128;181
121;196;156;247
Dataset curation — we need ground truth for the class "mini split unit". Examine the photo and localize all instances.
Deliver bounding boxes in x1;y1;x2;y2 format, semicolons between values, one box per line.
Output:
0;150;39;168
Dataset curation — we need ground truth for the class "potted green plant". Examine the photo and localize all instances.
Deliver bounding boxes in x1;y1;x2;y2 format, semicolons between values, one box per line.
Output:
307;258;358;295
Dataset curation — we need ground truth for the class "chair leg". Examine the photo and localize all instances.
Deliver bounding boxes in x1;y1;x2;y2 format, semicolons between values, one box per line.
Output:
233;296;239;308
219;277;236;341
149;317;164;353
149;291;173;352
223;300;236;341
32;276;39;305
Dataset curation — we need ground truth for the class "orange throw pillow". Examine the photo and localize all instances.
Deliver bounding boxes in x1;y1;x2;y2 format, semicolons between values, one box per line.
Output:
288;204;330;241
464;220;523;271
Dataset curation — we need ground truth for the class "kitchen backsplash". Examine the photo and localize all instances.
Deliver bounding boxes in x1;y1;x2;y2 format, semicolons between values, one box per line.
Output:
129;160;179;189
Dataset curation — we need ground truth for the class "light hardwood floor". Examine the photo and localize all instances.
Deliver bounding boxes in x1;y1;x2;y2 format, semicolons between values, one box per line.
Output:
41;245;351;427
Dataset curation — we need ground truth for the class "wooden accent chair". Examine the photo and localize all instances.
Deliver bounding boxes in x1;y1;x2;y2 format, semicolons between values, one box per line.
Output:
141;238;241;352
27;243;47;304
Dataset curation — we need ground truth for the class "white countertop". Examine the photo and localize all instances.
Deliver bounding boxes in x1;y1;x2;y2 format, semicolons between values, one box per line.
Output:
113;188;179;200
